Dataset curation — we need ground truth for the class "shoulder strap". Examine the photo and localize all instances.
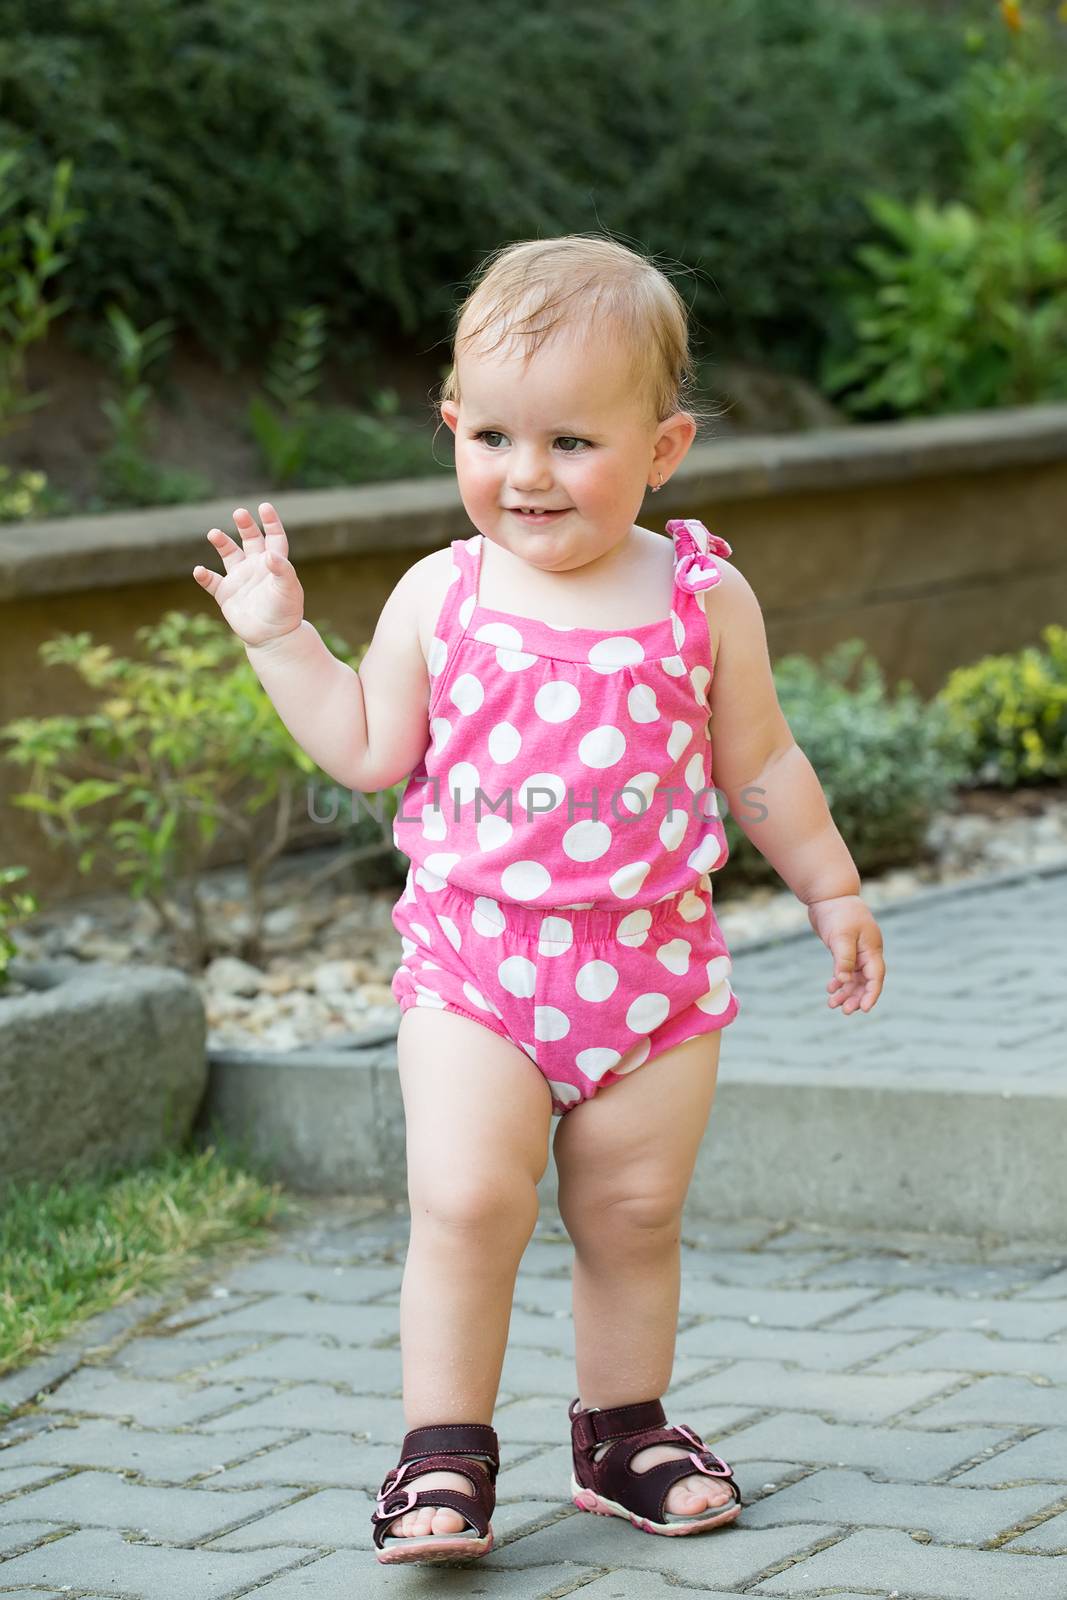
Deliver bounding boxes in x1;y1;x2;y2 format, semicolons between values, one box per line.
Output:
668;518;732;595
431;534;481;646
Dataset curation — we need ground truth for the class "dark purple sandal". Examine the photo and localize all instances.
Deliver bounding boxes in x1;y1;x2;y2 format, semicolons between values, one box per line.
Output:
371;1420;499;1564
569;1396;742;1536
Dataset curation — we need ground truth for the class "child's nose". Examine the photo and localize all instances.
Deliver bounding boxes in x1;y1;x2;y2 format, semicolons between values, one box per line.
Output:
507;446;553;490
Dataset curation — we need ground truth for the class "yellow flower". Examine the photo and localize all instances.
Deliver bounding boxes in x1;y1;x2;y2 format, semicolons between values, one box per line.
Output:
1000;0;1023;31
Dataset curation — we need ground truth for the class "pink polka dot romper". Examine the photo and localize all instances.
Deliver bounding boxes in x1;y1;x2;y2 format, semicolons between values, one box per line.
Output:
390;517;740;1116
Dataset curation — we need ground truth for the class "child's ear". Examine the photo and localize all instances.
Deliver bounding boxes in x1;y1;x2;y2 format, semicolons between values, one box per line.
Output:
440;400;460;435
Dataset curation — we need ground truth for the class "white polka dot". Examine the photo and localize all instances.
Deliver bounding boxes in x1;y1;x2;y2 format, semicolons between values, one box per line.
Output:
450;673;484;714
424;852;460;881
501;860;552;899
414;866;447;893
661;654;686;677
576;1047;621;1080
698;787;720;818
562;819;612;862
677;890;707;922
685;752;705;792
626;991;670;1032
691;665;711;703
475;621;524;649
413;988;447;1009
688;832;726;874
534;1006;571;1041
671;609;685;650
534;680;581;723
659;810;687;851
549;1079;581;1107
472;897;506;937
627;684;659;723
427;637;448;676
497;646;538;671
400;936;417;961
618;772;658;815
488;722;522;763
447;562;461;587
438;916;462;953
517;773;566;815
538;916;573;957
667;720;693;762
458;594;476;628
696;955;733;1015
498;955;537;998
614;1036;652;1075
609;860;651;899
522;1041;539;1064
477;813;513;852
462;981;494;1011
616;909;653;947
575;960;619;1002
430;717;451;753
421;803;447;842
578;725;626;769
447;761;481;806
656;938;692;976
589;636;645;673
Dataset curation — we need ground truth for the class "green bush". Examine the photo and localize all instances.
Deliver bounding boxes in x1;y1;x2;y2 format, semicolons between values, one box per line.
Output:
0;864;37;989
724;639;970;884
935;623;1067;787
0;0;973;373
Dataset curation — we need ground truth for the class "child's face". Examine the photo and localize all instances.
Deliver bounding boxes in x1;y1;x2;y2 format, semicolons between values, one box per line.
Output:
441;325;691;573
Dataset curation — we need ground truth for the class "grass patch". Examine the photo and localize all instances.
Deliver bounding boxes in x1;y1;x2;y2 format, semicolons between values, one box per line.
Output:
0;1139;299;1397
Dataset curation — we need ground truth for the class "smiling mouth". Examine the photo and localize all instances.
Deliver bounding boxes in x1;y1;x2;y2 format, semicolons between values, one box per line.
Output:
508;507;568;517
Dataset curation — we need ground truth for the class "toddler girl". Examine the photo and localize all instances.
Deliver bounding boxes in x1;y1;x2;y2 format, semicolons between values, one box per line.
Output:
193;234;885;1567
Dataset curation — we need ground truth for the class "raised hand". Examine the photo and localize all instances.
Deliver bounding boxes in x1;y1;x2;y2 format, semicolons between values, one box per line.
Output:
807;894;886;1014
192;502;305;647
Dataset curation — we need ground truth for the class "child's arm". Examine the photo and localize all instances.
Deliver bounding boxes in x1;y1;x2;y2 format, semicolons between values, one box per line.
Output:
194;502;434;792
706;562;885;1013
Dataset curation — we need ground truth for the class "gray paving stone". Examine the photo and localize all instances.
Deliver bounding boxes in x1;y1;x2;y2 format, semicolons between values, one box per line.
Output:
208;1335;403;1388
715;1414;1011;1480
214;1434;403;1489
0;1521;64;1553
204;1486;555;1551
102;1333;259;1379
1001;1507;1067;1552
0;1471;295;1541
677;1251;843;1289
487;1517;838;1589
198;1386;405;1437
0;1419;299;1480
245;1551;602;1598
675;1318;916;1369
801;1256;1057;1295
833;1292;1067;1339
218;1258;401;1298
0;1464;67;1495
0;1591;64;1599
39;1370;272;1428
952;1428;1067;1485
170;1295;401;1342
0;1527;311;1598
913;1375;1067;1428
669;1285;879;1327
867;1330;1067;1382
750;1525;1067;1597
672;1360;961;1425
1019;1268;1067;1299
739;1466;1061;1542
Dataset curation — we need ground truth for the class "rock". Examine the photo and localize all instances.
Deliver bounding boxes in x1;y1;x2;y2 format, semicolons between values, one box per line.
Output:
204;956;266;996
311;959;363;995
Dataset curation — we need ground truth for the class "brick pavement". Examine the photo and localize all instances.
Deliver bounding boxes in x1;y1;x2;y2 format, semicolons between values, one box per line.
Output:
2;1203;1067;1598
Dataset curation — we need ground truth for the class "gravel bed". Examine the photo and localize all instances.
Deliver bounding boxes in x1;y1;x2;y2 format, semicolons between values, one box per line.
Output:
7;787;1067;1053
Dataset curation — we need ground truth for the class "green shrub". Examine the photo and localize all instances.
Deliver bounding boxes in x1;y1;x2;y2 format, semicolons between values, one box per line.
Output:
0;0;972;374
935;623;1067;787
724;639;970;884
0;865;37;990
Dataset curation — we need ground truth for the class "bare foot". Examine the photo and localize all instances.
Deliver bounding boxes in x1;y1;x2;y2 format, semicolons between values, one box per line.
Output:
593;1441;734;1516
381;1458;483;1541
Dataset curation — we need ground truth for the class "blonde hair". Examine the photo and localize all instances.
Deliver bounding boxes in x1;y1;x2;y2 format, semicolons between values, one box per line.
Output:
438;233;716;429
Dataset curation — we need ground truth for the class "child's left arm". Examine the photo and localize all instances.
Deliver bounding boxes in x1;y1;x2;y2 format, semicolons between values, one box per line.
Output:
706;563;885;1015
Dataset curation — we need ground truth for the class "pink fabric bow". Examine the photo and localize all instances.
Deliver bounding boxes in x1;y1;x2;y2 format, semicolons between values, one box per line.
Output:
667;518;733;594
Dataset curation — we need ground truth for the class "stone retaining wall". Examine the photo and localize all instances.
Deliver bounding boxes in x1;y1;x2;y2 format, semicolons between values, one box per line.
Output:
3;404;1065;898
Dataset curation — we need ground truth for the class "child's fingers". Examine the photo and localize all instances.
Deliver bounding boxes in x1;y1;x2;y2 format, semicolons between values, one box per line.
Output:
192;563;221;597
826;933;858;991
233;506;265;550
259;501;290;558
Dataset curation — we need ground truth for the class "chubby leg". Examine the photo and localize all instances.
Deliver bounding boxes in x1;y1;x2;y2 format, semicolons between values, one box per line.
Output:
553;1030;731;1517
385;1006;553;1542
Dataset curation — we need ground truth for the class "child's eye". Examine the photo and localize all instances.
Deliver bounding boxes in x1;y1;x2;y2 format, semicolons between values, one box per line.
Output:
475;430;507;448
555;436;591;453
471;430;592;453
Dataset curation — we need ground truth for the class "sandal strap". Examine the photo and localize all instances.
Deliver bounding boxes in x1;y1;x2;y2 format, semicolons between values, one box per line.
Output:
569;1397;666;1456
400;1421;499;1472
371;1429;499;1551
569;1399;742;1525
